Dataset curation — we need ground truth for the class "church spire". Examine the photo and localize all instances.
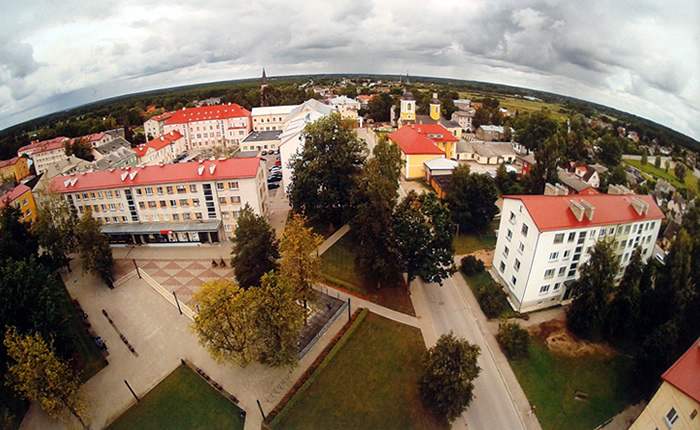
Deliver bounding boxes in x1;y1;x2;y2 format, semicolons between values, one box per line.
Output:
260;67;269;106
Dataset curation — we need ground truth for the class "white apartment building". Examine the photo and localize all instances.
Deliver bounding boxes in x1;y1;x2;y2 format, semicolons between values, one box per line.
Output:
251;105;297;131
144;111;174;139
161;104;252;151
50;158;268;245
133;131;186;166
18;136;71;174
328;96;361;121
493;194;663;313
279;99;335;190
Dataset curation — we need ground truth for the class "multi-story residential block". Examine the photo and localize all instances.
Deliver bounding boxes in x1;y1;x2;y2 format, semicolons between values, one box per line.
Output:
0;156;30;182
50;158;268;245
81;132;114;148
132;131;186;166
251;105;297;131
144;111;174;139
241;130;282;153
161;104;251;151
630;338;699;430
18;136;71;174
493;193;663;313
0;183;37;223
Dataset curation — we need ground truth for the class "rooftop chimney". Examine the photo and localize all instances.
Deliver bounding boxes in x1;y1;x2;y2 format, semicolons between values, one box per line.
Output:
631;197;649;215
608;184;633;195
569;200;586;222
580;199;595;221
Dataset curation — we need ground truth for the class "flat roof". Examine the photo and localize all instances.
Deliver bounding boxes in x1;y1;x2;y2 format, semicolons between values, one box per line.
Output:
101;220;221;234
251;105;297;116
242;130;282;142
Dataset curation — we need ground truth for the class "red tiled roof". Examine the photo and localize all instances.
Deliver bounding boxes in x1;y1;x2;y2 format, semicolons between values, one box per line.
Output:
662;338;700;403
577;188;600;196
18;137;69;155
50;158;261;193
410;124;458;143
388;126;444;155
150;111;175;122
84;132;106;143
0;157;22;169
164;104;250;125
0;184;31;208
504;194;664;231
134;131;184;157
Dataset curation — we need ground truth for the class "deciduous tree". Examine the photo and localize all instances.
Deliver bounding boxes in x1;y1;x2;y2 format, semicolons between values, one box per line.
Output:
0;206;38;263
279;214;323;306
393;191;454;284
4;328;87;429
420;334;480;422
31;192;78;271
444;165;498;233
75;210;114;288
604;247;643;343
231;205;279;289
288;113;367;227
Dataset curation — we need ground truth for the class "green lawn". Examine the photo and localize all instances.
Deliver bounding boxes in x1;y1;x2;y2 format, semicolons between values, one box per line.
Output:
272;312;447;430
320;234;415;315
457;91;568;122
108;365;244;430
510;340;640;430
453;221;498;255
461;271;514;319
624;159;698;193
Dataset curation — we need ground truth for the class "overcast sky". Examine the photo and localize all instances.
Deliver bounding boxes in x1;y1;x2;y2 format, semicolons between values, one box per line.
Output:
1;0;698;140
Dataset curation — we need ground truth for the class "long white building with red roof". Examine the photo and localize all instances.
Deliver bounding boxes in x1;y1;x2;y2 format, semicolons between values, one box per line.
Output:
493;192;663;312
159;103;252;151
132;131;186;166
50;157;268;245
18;136;71;174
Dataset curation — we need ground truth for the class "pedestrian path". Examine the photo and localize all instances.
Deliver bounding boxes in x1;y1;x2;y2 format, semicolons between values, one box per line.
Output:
315;223;350;256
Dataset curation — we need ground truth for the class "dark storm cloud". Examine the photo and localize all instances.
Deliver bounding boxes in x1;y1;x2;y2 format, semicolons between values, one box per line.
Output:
0;0;697;140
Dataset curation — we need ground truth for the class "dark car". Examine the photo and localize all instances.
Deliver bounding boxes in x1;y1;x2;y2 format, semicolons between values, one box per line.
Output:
267;182;280;190
268;176;282;183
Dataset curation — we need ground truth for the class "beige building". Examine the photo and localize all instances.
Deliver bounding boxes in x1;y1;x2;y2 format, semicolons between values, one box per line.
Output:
133;131;187;166
241;130;282;153
251;105;297;131
50;158;268;244
18;136;71;174
630;339;699;430
328;96;361;121
144;111;174;139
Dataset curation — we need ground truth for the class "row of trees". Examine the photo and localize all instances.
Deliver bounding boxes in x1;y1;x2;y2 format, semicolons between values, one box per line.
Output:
0;200;114;427
192;213;322;367
566;204;700;392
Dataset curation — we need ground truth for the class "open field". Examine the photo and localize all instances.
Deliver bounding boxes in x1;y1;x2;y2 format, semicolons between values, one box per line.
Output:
320;234;415;315
271;312;447;430
510;339;640;430
107;365;244;430
458;91;568;122
624;158;698;194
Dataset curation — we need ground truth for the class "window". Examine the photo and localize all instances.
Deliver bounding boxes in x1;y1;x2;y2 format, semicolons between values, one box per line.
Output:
115;190;121;197
192;199;200;207
509;211;516;224
521;224;529;237
219;197;227;204
166;186;174;194
216;182;224;190
138;202;145;209
554;233;564;244
506;229;513;241
544;269;555;279
176;185;186;194
183;213;192;221
567;232;575;242
624;225;631;234
563;250;571;259
539;285;550;294
231;196;241;204
195;212;203;220
179;199;189;207
511;276;517;286
665;407;679;427
549;252;559;261
514;259;521;271
189;184;197;193
145;187;153;195
170;200;177;207
599;228;606;237
172;213;180;221
518;242;525;253
499;261;505;273
157;186;163;195
147;201;156;208
558;266;566;276
503;246;510;257
553;282;561;291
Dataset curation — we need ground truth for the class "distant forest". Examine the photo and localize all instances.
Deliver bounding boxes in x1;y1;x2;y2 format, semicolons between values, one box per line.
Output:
0;73;697;159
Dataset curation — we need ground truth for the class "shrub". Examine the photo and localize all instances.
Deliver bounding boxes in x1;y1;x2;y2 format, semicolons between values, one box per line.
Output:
477;287;509;319
460;256;485;276
497;321;530;359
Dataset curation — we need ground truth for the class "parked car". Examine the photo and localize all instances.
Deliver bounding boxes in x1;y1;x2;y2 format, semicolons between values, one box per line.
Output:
268;175;282;182
262;150;269;155
267;182;280;190
269;166;281;173
274;160;281;166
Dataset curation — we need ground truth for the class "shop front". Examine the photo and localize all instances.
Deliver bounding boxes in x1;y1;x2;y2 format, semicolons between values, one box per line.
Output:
102;220;222;245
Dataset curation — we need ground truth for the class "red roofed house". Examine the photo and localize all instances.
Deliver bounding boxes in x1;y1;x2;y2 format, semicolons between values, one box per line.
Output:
144;111;175;139
132;131;186;166
388;125;448;179
82;132;113;148
630;338;700;429
49;157;268;245
492;193;663;312
0;156;30;182
0;183;37;224
17;136;71;174
161;104;252;151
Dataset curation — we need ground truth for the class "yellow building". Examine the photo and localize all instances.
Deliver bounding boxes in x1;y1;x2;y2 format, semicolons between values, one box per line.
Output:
0;156;30;182
400;90;416;123
388;125;445;179
0;184;37;224
430;92;441;121
630;338;699;430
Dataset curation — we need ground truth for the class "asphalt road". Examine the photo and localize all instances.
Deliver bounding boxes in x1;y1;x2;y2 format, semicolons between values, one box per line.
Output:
412;274;529;430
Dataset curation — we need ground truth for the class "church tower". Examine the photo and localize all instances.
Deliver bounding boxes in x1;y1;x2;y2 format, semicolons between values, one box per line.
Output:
260;68;269;106
399;90;416;124
429;92;441;121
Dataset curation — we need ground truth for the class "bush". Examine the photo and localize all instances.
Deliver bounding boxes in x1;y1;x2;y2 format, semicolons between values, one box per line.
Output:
460;256;485;276
477;287;509;319
497;321;530;359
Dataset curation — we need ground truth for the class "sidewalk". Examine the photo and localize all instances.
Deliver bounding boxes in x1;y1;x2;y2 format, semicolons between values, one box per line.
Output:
316;224;350;256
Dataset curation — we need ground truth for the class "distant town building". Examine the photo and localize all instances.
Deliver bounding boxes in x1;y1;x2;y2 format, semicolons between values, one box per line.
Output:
241;130;282;153
132;131;186;166
251;105;297;131
399;90;416;125
18;136;71;174
0;183;37;223
194;97;222;107
388;125;446;179
161;104;252;151
0;156;30;182
50;158;268;244
328;96;361;121
493;194;663;312
456;141;519;165
144;111;175;140
475;125;511;141
630;338;700;430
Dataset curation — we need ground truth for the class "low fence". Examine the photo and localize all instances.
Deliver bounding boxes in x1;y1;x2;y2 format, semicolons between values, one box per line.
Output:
298;298;348;358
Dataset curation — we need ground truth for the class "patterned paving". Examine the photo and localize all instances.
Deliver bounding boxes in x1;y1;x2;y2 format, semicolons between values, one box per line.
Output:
117;259;234;306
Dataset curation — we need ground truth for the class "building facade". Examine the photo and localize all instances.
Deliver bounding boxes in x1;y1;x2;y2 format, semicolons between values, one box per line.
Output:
162;104;252;151
493;194;663;312
50;158;268;245
18;137;71;174
144;111;174;140
241;130;282;153
328;96;361;121
0;157;30;182
0;183;37;223
132;131;186;166
388;125;446;179
251;105;297;131
399;91;416;124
